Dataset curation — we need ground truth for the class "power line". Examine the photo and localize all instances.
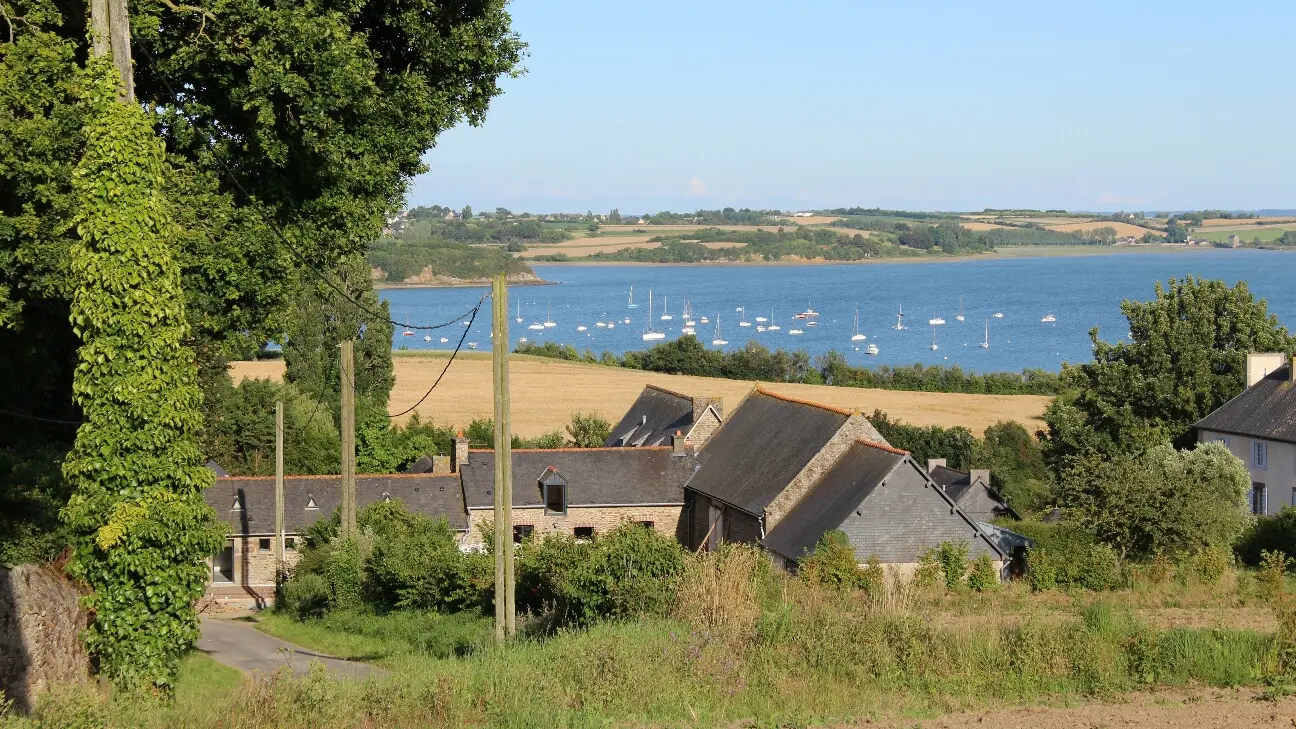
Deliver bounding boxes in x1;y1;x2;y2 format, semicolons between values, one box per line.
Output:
368;294;485;419
135;45;476;333
0;407;85;426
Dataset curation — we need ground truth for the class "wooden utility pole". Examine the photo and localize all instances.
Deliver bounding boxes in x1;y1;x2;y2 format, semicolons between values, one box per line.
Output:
339;340;356;536
89;0;135;103
492;275;515;640
274;401;285;580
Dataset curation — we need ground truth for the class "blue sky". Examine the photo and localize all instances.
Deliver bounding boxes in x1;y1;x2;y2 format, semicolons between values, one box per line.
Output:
408;1;1294;214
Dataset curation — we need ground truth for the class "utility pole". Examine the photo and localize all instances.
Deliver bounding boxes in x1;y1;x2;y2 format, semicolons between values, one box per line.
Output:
492;275;515;640
339;340;356;536
274;401;285;581
89;0;135;103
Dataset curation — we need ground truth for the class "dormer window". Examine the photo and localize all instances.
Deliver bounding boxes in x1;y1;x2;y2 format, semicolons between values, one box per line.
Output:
382;492;392;503
305;495;318;511
230;495;243;511
539;467;568;515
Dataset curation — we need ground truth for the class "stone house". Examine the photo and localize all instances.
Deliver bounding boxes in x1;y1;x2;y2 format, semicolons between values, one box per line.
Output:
457;442;697;547
1195;352;1296;515
604;384;723;448
925;459;1018;521
761;439;1010;571
203;471;466;607
684;386;888;551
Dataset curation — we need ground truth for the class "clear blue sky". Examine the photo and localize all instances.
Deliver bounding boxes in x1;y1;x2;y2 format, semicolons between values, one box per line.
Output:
409;1;1294;214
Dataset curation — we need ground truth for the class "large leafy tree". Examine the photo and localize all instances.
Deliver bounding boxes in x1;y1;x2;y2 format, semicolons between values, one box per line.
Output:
1043;276;1295;467
0;0;524;441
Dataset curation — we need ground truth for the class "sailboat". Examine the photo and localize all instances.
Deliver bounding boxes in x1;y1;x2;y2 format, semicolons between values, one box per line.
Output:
992;311;1004;319
543;302;556;328
802;303;819;317
865;343;879;355
642;290;665;341
851;308;866;341
627;286;637;308
660;296;673;321
766;306;781;331
980;319;989;349
739;307;751;327
711;316;727;346
515;300;522;324
893;304;906;330
682;300;694;324
576;324;588;332
928;313;946;326
1041;312;1057;323
955;297;965;323
423;318;432;342
929;324;939;351
401;312;414;336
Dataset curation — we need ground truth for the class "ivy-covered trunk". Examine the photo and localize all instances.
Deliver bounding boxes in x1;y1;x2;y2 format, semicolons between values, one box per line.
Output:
60;67;224;692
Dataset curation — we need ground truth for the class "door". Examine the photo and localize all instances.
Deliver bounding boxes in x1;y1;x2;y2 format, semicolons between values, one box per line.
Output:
707;501;724;552
212;545;234;583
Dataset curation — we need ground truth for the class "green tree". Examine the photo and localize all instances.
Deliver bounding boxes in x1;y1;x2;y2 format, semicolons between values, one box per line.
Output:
462;205;473;220
567;412;612;447
608;208;622;224
1045;277;1295;462
59;73;224;690
1057;441;1250;560
973;421;1052;514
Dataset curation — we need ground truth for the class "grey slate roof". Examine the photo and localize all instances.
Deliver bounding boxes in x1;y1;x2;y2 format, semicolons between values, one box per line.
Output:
685;389;850;515
761;440;905;560
1195;364;1296;443
460;448;686;509
605;385;696;447
928;465;1017;520
205;474;467;534
929;465;975;501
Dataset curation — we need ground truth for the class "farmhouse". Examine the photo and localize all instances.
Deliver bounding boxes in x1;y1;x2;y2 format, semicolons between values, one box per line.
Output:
1196;352;1296;515
604;384;723;448
925;459;1017;521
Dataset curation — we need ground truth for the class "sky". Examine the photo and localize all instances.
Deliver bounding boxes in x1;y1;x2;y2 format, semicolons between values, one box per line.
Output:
408;1;1295;214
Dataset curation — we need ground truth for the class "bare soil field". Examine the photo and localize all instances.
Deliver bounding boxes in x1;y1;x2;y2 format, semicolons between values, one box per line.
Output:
1046;221;1164;237
229;353;1050;437
878;689;1296;729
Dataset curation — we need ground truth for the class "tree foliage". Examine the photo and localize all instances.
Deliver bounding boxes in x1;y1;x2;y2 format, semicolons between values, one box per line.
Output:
59;71;224;691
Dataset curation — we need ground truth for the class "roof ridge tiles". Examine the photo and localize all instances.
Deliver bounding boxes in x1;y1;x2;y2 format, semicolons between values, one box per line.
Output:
643;383;694;401
753;385;854;417
854;438;909;456
216;472;460;481
469;446;673;453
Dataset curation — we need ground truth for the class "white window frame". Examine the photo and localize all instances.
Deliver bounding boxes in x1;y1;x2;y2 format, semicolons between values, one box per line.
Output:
1253;441;1268;470
1252;483;1268;515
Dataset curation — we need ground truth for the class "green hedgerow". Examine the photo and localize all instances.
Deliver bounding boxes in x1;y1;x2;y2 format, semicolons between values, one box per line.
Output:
967;554;998;592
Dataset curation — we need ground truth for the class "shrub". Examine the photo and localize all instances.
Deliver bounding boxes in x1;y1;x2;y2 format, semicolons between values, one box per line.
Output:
967;554;998;592
1027;547;1058;591
1258;550;1292;601
860;555;885;597
1237;507;1296;567
1190;546;1232;586
278;572;331;620
799;531;862;590
362;501;485;612
324;536;367;611
933;541;969;590
913;549;941;589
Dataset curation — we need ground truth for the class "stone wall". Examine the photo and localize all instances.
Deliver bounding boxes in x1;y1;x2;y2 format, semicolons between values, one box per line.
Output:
763;413;887;530
235;536;303;586
462;505;684;547
686;407;723;450
0;565;89;712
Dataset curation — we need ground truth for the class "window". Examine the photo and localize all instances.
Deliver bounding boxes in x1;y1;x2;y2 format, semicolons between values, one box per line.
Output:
1253;441;1268;470
513;525;534;543
305;495;318;510
544;483;566;515
285;537;296;551
573;526;595;539
1252;483;1268;515
637;521;655;530
257;538;271;552
229;495;243;511
1213;436;1229;447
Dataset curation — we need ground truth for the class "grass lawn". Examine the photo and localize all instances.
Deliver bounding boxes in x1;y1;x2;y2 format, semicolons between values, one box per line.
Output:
1192;225;1296;243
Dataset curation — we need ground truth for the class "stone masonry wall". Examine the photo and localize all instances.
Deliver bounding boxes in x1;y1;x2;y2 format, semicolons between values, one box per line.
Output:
234;536;303;586
462;505;684;547
0;565;89;712
763;413;888;530
686;408;723;450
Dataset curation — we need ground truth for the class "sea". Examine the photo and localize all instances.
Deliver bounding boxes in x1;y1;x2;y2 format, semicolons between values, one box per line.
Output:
380;249;1296;374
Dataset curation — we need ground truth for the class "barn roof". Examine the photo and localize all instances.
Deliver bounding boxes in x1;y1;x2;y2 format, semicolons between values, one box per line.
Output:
605;384;697;447
460;447;685;509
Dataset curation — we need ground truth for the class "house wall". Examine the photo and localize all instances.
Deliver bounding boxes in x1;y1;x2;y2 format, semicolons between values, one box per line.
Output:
226;536;303;587
461;505;684;546
837;462;999;564
764;413;887;530
1199;429;1295;515
687;408;723;450
685;491;763;550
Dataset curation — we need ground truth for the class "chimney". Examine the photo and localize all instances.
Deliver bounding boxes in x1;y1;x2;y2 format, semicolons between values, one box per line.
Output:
970;469;991;489
927;458;947;473
671;430;686;457
1246;352;1288;387
451;431;470;473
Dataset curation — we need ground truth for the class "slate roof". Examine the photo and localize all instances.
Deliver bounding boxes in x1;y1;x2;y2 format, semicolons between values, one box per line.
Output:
1195;364;1296;443
761;440;905;560
605;385;697;447
205;474;467;534
460;447;685;509
929;465;976;501
685;388;852;515
928;465;1017;520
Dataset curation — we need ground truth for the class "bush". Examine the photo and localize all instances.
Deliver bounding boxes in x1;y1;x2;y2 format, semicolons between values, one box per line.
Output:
799;531;863;590
860;555;885;597
1190;546;1233;586
1258;550;1292;601
1237;507;1296;567
968;554;998;592
933;541;969;590
278;572;331;620
362;500;486;612
323;536;367;611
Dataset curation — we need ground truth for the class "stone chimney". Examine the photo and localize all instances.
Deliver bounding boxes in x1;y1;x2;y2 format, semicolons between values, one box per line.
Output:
671;430;687;457
926;458;947;473
1246;352;1288;387
451;431;470;473
970;469;991;489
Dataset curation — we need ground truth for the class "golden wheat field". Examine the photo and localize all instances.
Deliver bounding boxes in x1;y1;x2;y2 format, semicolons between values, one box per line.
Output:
1044;221;1162;238
228;353;1050;437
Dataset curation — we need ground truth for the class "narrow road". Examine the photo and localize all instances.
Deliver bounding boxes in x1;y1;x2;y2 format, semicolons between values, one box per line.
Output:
197;616;385;678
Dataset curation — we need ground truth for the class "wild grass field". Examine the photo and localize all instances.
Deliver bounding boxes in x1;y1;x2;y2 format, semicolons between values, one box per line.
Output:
228;352;1051;436
1193;226;1296;243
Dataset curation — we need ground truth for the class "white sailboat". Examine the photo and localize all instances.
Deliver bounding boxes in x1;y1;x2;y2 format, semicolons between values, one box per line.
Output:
439;337;448;343
576;324;588;332
660;296;673;321
980;319;989;349
515;300;522;324
1041;312;1057;323
865;343;879;355
893;304;906;330
803;303;819;317
527;318;544;331
623;316;631;325
627;286;637;308
543;302;556;328
955;297;965;323
739;308;751;327
682;300;694;324
642;290;665;341
788;328;804;335
766;307;781;331
851;308;866;341
929;324;939;351
711;316;727;346
929;313;946;326
992;311;1004;319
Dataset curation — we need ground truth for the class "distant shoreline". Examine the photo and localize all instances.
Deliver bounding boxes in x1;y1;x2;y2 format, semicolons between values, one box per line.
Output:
376;275;555;290
527;244;1251;268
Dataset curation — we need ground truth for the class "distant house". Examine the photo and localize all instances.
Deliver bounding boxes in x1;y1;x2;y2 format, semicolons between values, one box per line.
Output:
1195;352;1296;515
925;460;1018;521
604;384;723;449
761;440;1010;572
203;471;466;607
1228;234;1241;248
683;387;888;551
457;443;697;547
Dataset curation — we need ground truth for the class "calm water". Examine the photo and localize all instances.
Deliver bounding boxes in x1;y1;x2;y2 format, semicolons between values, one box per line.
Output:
381;250;1296;373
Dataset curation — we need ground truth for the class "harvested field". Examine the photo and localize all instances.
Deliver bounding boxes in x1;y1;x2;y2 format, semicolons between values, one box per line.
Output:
1045;221;1163;237
960;221;1011;231
1200;216;1296;227
600;223;783;234
229;353;1050;437
518;237;744;259
787;215;842;225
